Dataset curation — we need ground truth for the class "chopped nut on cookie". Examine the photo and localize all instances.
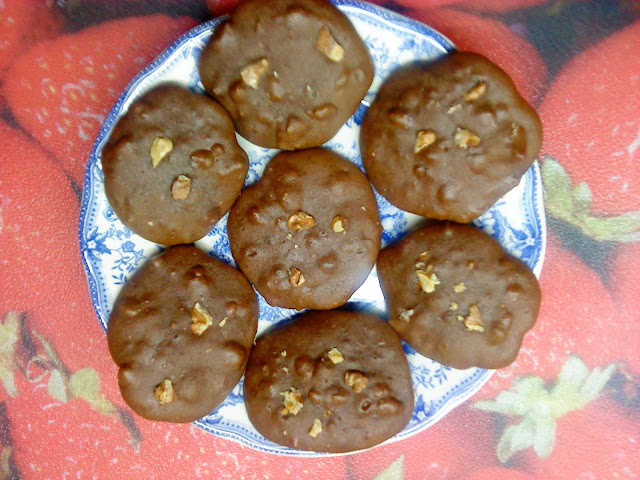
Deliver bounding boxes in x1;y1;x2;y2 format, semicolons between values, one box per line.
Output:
454;128;481;149
289;267;305;287
413;129;436;153
150;136;173;167
171;175;191;200
327;347;344;364
241;58;269;89
464;82;487;102
308;418;323;438
281;388;304;416
288;211;315;230
331;216;345;233
316;25;344;62
464;305;484;332
154;379;175;405
191;302;213;335
416;269;440;293
345;370;368;393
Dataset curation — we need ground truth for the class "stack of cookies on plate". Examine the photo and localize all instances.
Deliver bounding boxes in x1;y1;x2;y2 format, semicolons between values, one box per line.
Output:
101;0;542;453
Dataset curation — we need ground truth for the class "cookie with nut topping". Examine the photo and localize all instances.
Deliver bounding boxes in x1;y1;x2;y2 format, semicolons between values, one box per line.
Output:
377;222;540;369
227;148;382;310
360;51;542;223
243;310;414;452
102;85;249;245
198;0;373;149
107;245;259;423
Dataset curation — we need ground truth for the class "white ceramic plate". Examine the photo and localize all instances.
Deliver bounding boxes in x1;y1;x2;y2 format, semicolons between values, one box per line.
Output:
79;0;546;456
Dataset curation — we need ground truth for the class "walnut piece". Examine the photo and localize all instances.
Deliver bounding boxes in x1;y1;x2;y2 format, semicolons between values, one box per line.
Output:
150;137;173;167
453;282;467;293
331;216;345;233
449;301;458;311
280;388;304;416
288;211;315;231
308;418;323;438
327;347;344;364
464;305;484;332
345;370;368;393
464;82;487;102
191;302;213;335
413;130;436;153
241;58;269;89
154;379;175;405
171;175;191;200
316;26;344;62
415;250;431;269
289;268;305;287
399;308;414;322
454;128;481;149
416;269;440;294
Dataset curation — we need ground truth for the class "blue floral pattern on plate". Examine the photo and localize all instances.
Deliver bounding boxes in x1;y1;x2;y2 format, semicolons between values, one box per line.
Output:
79;0;546;456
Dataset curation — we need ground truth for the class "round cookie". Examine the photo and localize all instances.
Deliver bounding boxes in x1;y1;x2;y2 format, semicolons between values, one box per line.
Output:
107;245;259;423
244;310;414;453
198;0;374;150
377;222;540;370
227;148;382;310
102;85;249;245
360;51;543;223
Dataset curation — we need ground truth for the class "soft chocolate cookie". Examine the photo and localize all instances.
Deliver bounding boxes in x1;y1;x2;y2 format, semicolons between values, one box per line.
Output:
102;85;249;245
198;0;373;149
361;51;542;223
377;222;540;369
227;148;381;310
107;245;259;423
244;310;414;452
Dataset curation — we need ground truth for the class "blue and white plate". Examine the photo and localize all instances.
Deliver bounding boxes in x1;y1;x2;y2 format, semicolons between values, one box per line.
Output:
79;0;546;456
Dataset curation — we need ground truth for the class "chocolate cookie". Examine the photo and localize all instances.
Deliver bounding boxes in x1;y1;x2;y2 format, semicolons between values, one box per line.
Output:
198;0;374;149
102;85;249;245
244;310;414;452
107;245;259;423
377;222;540;369
227;148;382;310
360;51;542;223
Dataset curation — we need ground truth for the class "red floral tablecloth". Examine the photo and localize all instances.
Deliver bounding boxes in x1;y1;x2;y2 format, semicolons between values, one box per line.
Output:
1;0;638;478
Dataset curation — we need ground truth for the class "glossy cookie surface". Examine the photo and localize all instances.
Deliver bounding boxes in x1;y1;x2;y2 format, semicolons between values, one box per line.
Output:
378;222;541;369
198;0;373;149
107;245;259;423
102;85;249;245
361;51;542;223
227;148;382;310
244;310;414;452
